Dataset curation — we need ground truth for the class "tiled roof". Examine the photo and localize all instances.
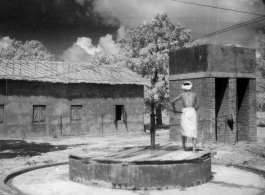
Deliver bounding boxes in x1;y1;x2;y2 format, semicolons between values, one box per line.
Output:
0;59;148;85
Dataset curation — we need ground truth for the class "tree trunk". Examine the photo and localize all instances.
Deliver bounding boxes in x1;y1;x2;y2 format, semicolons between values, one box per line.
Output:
150;98;156;150
155;103;162;125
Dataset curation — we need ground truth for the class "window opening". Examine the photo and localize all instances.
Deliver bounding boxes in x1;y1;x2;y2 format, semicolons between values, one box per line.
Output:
71;105;82;122
0;105;4;123
33;105;46;123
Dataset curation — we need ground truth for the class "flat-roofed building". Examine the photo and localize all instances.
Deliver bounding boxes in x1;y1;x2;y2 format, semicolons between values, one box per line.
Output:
169;44;256;143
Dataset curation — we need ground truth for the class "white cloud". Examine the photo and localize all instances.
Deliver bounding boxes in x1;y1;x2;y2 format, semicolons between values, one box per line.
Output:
59;37;100;63
75;37;101;55
117;26;127;40
98;34;119;55
60;35;120;63
59;44;92;63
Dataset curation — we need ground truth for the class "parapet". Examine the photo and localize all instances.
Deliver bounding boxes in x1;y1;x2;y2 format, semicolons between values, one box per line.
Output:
169;44;256;80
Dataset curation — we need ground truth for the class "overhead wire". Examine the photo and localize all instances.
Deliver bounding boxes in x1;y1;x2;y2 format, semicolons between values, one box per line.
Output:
171;0;265;41
171;0;265;17
194;16;265;41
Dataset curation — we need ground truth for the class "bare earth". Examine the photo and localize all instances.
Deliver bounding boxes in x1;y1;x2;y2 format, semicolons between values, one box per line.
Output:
1;130;265;180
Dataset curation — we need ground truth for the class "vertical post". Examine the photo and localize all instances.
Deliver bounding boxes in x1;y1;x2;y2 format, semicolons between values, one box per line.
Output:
224;116;227;144
150;97;156;150
234;47;238;144
46;116;50;137
232;45;238;144
101;114;104;134
60;116;63;136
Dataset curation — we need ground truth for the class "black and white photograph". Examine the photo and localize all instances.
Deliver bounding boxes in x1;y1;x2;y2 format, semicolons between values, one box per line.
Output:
0;0;265;194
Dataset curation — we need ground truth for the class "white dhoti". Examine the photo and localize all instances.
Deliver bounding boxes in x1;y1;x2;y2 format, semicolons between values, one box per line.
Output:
181;107;197;139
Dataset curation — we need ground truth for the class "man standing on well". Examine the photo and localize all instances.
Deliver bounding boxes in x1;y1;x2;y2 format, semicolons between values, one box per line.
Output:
171;81;200;153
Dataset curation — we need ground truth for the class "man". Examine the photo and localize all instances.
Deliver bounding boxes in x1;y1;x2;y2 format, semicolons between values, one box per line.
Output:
171;81;200;153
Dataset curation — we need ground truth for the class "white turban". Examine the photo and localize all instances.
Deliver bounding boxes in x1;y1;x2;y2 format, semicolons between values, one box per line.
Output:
182;81;192;90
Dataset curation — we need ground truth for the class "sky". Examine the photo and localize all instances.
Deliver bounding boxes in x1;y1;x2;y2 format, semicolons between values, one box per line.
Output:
0;0;265;62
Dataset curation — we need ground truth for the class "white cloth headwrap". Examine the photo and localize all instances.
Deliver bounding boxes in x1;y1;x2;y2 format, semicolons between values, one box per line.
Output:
181;81;192;90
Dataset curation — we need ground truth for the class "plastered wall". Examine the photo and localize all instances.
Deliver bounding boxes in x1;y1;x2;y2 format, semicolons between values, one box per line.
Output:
0;80;144;138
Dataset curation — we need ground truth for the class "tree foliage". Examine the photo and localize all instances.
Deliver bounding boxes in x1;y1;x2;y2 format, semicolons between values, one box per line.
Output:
258;39;265;60
256;39;265;79
93;14;193;110
0;38;55;61
256;38;265;111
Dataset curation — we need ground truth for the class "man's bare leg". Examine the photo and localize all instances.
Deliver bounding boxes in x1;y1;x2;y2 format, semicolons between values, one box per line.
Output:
192;138;197;153
182;136;187;151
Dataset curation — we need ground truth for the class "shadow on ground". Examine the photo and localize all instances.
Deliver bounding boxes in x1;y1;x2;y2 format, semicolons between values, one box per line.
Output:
0;140;68;159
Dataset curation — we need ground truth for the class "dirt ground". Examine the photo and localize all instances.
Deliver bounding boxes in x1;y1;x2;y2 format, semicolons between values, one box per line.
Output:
1;130;265;180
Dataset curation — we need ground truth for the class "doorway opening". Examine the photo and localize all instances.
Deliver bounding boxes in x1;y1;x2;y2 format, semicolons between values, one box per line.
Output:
215;78;229;141
237;78;250;141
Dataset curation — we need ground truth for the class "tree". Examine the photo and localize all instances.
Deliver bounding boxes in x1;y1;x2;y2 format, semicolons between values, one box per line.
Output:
257;38;265;59
0;38;55;61
93;13;193;125
256;39;265;79
256;39;265;111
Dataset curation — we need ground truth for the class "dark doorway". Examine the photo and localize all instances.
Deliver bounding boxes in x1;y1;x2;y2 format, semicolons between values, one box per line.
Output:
215;78;229;141
115;105;124;121
237;78;250;141
237;79;249;112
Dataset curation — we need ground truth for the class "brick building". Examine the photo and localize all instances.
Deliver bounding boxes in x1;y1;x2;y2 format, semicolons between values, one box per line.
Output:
0;59;146;138
169;44;256;143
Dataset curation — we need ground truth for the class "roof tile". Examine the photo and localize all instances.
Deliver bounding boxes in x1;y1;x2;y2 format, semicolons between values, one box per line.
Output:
0;59;148;85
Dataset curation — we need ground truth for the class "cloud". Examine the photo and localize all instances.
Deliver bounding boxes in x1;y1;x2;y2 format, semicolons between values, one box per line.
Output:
117;26;127;40
92;0;164;27
59;37;101;63
60;44;93;63
75;0;85;6
60;35;119;63
89;0;265;47
98;34;119;55
76;37;101;55
0;36;13;49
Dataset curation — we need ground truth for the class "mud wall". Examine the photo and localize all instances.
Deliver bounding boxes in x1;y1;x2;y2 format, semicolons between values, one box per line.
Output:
0;80;144;138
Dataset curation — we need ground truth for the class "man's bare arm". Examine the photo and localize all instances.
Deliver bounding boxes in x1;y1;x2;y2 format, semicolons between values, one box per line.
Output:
195;95;200;111
171;94;182;103
171;94;182;112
